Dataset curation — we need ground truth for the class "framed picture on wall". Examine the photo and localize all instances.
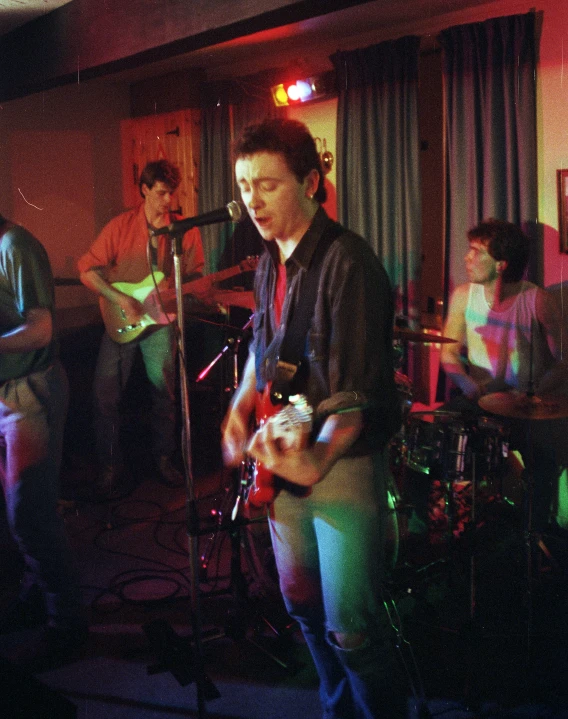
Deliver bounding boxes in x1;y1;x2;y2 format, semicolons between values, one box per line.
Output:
558;169;568;252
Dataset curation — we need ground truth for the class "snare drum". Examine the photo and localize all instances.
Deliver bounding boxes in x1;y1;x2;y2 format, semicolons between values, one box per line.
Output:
406;411;509;480
405;410;461;475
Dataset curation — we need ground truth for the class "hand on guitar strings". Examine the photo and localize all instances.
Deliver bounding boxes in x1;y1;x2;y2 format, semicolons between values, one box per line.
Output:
247;408;364;488
246;416;322;488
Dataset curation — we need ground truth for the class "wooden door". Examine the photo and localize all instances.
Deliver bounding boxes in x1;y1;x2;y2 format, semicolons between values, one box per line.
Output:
120;109;201;216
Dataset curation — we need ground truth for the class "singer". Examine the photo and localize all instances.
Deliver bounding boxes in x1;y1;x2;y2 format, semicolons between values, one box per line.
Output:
78;159;205;498
222;118;407;717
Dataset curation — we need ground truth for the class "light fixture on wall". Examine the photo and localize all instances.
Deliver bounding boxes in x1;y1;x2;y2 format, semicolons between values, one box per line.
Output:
270;74;331;107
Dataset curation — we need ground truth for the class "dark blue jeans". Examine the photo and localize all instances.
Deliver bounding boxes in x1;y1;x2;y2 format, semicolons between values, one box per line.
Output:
0;362;82;629
269;451;407;718
93;325;177;467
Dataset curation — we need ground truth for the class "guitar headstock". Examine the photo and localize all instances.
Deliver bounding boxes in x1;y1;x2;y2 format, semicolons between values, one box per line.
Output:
239;256;259;273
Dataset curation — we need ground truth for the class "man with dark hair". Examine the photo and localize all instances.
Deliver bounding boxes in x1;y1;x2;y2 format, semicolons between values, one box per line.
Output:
79;159;205;496
138;160;182;196
466;218;530;285
0;214;86;670
440;218;567;532
222;118;406;718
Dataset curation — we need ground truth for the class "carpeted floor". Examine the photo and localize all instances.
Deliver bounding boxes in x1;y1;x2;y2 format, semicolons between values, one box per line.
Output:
1;367;568;718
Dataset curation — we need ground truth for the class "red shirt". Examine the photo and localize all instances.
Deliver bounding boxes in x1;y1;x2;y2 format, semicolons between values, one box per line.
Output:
273;262;287;327
77;203;204;286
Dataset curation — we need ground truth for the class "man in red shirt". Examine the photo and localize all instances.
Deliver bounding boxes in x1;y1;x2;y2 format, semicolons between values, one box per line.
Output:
79;160;205;497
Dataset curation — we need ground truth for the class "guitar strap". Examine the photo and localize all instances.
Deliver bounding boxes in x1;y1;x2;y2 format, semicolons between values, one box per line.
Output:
270;219;344;404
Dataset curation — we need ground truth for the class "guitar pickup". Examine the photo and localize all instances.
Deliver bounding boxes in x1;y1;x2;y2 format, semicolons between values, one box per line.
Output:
117;323;141;334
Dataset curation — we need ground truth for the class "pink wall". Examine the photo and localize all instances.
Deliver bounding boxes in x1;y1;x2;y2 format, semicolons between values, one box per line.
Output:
2;0;568;309
537;0;568;289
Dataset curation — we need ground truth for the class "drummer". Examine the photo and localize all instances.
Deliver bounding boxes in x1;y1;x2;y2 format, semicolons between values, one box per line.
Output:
440;218;568;532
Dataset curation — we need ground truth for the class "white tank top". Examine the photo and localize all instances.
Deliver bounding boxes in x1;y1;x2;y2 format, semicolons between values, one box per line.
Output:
465;281;554;392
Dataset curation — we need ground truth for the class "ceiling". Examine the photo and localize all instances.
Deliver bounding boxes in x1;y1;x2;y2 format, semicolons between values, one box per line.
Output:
0;0;495;91
0;0;73;36
98;0;472;87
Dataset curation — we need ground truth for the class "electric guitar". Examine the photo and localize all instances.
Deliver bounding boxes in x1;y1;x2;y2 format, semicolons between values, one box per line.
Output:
241;390;314;509
99;257;258;343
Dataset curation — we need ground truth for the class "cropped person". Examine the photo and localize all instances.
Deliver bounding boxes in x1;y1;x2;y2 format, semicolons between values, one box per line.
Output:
0;213;86;671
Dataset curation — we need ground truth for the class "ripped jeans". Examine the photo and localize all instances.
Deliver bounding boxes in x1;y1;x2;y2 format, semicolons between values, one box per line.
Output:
269;450;407;718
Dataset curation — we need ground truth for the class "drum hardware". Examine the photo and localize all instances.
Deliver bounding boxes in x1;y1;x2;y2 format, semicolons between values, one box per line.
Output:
405;411;509;483
400;409;512;553
393;327;458;344
479;389;568;664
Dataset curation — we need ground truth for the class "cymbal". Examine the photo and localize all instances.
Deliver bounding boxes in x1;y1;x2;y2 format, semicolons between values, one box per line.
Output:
479;391;568;420
211;289;255;310
409;409;462;420
393;327;457;344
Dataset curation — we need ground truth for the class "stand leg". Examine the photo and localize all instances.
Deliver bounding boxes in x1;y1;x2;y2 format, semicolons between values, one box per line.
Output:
198;468;298;671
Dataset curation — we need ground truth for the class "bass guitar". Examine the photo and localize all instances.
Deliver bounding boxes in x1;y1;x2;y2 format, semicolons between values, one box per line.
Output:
99;256;258;343
241;390;314;509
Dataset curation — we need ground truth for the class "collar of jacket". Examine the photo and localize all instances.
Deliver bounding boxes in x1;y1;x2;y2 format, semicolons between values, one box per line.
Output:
263;206;332;271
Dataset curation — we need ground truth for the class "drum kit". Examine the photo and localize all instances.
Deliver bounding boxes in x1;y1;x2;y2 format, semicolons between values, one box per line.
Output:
389;325;568;681
390;327;568;561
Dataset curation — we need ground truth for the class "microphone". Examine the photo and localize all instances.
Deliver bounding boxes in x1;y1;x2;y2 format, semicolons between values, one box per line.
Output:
151;200;244;236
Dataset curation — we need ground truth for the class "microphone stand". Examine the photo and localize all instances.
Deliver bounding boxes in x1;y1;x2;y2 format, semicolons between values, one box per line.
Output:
171;230;210;718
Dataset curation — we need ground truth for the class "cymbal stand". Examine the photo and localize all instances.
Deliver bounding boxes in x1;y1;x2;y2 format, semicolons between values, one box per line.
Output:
520;414;560;665
525;330;536;659
524;417;536;664
522;341;550;665
442;426;488;708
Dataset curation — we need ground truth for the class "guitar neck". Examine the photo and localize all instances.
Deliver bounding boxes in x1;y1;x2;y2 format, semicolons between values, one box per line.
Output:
101;258;258;344
152;262;257;308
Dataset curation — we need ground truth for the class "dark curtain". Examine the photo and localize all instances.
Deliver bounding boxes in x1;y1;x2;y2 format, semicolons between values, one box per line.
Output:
200;95;282;274
199;102;233;274
331;36;422;322
440;12;538;294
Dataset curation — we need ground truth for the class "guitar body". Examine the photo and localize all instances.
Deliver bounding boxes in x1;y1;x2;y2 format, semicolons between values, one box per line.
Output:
246;390;283;508
244;389;313;508
99;272;173;344
99;257;258;344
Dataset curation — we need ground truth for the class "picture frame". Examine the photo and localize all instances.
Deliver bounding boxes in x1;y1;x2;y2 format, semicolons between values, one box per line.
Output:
558;169;568;252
